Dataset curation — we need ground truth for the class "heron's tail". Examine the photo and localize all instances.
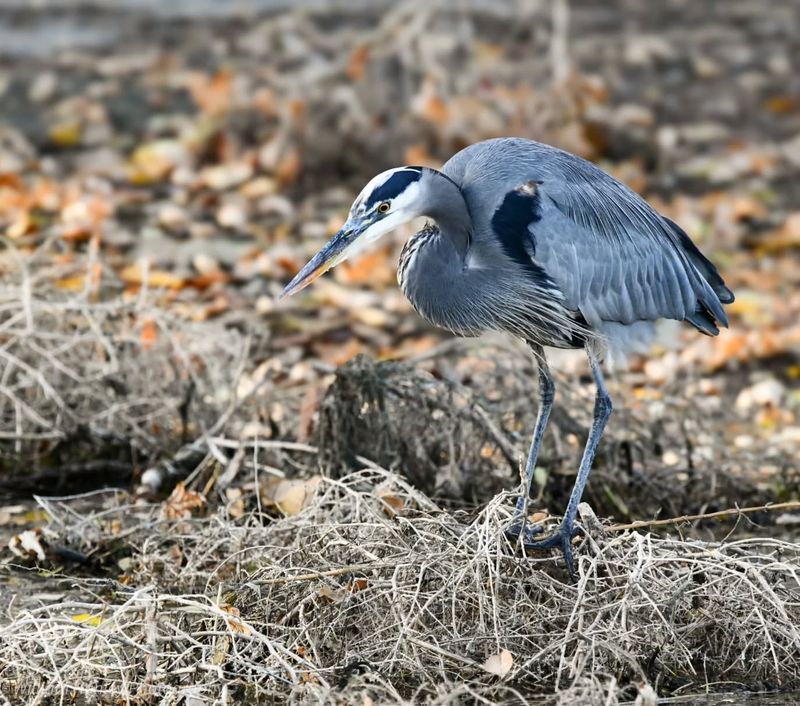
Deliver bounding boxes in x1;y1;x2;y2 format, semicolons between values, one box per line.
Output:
664;217;735;336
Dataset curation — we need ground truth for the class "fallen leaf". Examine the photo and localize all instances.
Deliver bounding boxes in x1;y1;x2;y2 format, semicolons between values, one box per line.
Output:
8;529;47;561
188;69;234;115
297;385;322;442
482;649;513;677
275;149;302;186
128;140;188;185
49;121;82;147
120;263;185;289
225;487;246;519
763;96;798;115
375;486;405;518
71;613;104;627
162;481;206;520
347;45;370;81
756;213;800;253
219;603;251;635
262;476;321;516
139;318;159;350
336;246;395;287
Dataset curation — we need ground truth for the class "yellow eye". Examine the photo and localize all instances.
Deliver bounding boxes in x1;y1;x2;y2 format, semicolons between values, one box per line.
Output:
377;202;390;214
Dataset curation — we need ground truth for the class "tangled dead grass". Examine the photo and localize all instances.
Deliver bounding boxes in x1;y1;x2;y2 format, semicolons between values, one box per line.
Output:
1;469;799;704
0;247;248;480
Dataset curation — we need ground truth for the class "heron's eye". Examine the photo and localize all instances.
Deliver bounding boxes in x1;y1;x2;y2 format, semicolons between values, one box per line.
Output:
377;202;391;214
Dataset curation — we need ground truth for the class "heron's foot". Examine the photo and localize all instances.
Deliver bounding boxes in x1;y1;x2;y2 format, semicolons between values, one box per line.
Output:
504;496;546;543
521;521;583;579
504;519;544;544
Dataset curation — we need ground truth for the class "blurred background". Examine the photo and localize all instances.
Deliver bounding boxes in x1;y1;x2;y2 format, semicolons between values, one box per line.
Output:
1;0;799;521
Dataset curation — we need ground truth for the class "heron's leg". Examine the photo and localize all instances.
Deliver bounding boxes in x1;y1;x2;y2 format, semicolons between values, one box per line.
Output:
522;349;613;578
505;344;554;540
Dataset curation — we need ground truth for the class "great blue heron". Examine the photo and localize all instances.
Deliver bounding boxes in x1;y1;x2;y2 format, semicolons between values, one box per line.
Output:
281;137;734;577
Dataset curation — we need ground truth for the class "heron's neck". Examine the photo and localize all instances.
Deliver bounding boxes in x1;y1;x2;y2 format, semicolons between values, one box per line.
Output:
421;170;471;257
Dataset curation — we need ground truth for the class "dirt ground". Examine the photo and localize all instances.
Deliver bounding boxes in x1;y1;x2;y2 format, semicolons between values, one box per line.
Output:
1;0;799;703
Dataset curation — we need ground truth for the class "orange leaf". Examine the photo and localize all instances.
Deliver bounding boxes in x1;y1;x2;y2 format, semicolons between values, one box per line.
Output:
312;338;363;366
763;96;798;115
120;264;185;289
162;481;205;520
347;45;370;81
421;94;448;124
403;144;437;167
140;318;158;350
756;213;800;253
336;246;394;287
275;149;302;186
55;274;87;291
188;70;234;115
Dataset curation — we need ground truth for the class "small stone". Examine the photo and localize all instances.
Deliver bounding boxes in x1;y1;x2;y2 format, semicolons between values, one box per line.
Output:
662;450;681;466
735;378;785;411
158;203;188;232
216;201;248;230
29;71;57;102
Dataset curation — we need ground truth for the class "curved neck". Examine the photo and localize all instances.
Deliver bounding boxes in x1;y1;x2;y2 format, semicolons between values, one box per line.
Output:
420;169;471;256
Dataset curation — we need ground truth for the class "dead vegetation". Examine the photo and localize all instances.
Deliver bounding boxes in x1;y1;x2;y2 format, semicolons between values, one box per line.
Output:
1;470;799;704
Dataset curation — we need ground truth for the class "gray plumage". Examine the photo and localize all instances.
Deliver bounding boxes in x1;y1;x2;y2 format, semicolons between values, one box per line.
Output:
282;137;734;578
399;138;732;357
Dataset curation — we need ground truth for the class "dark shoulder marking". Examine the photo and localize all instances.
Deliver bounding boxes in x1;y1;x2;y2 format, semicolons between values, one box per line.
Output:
491;181;543;264
365;168;423;208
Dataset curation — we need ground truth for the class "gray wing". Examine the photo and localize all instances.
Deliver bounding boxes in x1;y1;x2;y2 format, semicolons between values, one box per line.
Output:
446;138;733;335
532;163;732;334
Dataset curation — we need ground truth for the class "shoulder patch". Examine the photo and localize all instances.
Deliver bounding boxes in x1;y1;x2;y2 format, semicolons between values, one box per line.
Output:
491;181;543;264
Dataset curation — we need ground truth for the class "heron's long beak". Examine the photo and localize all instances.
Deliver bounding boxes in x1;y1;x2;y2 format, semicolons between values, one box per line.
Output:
280;218;369;298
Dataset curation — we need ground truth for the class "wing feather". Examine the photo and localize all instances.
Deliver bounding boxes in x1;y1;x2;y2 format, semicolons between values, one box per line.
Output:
530;166;730;334
443;137;733;336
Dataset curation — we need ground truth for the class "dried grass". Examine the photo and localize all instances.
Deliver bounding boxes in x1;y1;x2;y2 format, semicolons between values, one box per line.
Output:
0;246;248;475
1;469;799;704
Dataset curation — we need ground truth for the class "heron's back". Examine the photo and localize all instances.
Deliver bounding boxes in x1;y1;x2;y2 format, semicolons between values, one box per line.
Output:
439;138;733;353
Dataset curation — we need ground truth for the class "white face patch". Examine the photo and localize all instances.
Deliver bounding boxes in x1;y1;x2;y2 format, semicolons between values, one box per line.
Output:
337;166;426;267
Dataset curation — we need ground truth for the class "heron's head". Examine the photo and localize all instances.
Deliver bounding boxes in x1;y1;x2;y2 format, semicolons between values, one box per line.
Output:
281;166;427;297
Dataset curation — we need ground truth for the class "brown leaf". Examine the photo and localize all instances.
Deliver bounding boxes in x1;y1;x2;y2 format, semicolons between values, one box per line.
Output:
219;603;251;635
375;486;405;519
297;385;322;442
275;149;302;186
756;213;800;253
262;476;321;516
312;338;363;366
120;264;185;290
336;246;395;287
348;578;369;593
188;70;234;115
764;96;798;115
347;45;370;81
139;318;159;350
162;481;205;520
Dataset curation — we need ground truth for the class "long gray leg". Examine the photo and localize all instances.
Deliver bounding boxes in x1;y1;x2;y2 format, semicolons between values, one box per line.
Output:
523;348;613;578
507;344;554;537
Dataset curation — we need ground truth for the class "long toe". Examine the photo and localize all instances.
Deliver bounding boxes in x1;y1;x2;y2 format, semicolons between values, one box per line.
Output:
504;520;545;543
521;525;578;579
